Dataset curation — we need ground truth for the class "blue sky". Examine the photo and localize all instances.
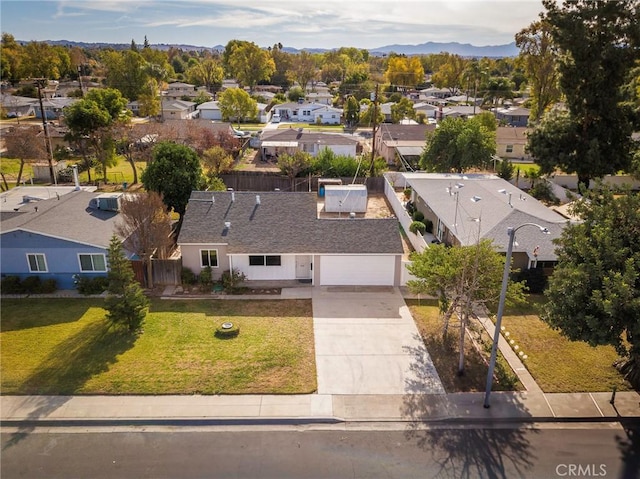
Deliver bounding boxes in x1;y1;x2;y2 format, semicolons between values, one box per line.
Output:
1;0;545;50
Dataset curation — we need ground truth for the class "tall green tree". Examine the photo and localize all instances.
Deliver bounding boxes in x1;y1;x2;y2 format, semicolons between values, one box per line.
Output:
141;141;202;219
218;88;258;127
104;235;149;333
186;58;223;93
420;116;496;173
63;88;130;182
277;151;312;191
528;0;640;189
542;186;640;388
344;96;360;127
287;51;317;91
407;241;526;375
515;20;561;122
102;49;148;101
227;41;275;91
390;97;416;123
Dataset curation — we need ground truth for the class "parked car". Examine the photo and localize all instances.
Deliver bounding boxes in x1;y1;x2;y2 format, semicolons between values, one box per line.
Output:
272;113;280;123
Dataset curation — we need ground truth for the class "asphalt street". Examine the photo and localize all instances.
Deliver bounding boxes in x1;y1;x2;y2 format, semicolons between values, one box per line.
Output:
2;423;638;479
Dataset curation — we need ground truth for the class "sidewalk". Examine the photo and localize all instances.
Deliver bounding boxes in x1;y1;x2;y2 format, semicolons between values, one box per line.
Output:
2;391;639;425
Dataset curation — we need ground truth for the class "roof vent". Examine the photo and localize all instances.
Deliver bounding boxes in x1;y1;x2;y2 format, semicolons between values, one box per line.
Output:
349;212;356;219
471;195;482;203
256;195;261;205
231;191;235;202
224;221;231;229
211;195;215;204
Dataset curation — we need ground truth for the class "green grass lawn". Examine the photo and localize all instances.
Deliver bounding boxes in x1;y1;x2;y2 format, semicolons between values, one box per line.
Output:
0;157;146;189
500;295;633;393
1;298;316;395
408;299;522;393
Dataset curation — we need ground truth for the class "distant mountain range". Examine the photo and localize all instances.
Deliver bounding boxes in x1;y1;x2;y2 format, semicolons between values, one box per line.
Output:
42;39;519;58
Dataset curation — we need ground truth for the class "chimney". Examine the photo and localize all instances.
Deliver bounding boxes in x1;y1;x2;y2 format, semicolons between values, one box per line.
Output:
72;164;80;191
256;195;261;205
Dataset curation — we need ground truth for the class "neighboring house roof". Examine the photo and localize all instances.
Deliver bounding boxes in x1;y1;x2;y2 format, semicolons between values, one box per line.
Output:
497;106;531;117
403;173;568;260
496;126;529;145
378;124;434;143
0;190;124;249
162;100;196;111
196;101;220;111
261;129;358;147
178;191;403;255
167;82;196;89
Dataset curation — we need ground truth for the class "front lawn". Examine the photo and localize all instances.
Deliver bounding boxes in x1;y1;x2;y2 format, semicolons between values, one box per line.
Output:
408;299;522;393
501;296;633;393
0;298;316;395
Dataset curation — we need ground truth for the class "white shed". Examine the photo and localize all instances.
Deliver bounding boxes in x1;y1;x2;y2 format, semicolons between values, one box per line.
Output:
324;184;368;213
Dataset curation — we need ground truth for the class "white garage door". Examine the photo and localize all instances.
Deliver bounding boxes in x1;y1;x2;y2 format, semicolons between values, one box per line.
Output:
320;255;395;286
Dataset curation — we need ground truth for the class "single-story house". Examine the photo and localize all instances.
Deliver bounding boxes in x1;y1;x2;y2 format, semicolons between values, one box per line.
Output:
413;102;439;119
0;94;36;118
34;97;76;120
177;191;404;286
161;100;198;120
496;106;531;127
272;102;342;125
259;129;359;161
197;101;222;121
0;189;133;289
374;124;435;166
164;82;210;101
397;173;568;272
496;127;531;161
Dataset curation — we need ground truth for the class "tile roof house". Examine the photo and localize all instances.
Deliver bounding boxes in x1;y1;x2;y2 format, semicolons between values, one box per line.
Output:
178;191;404;286
392;173;568;272
0;189;133;289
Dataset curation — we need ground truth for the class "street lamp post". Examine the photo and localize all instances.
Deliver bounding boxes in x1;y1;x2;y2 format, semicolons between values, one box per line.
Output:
483;223;549;408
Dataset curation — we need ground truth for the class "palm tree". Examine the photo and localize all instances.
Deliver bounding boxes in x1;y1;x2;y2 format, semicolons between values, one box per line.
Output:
483;77;514;117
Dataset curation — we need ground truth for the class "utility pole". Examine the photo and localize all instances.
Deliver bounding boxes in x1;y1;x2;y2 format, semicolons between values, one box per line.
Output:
77;65;85;97
34;78;56;184
369;83;379;177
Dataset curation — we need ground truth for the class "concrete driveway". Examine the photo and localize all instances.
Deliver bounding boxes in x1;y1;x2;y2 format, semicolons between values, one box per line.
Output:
312;287;445;395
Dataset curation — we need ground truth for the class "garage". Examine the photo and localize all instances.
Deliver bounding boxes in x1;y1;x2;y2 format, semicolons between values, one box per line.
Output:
319;255;396;286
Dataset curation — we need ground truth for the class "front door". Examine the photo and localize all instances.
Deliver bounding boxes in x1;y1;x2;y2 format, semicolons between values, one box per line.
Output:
295;255;311;279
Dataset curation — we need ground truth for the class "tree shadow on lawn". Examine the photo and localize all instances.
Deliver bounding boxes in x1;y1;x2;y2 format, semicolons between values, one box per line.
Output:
0;298;101;332
3;319;136;452
19;319;136;395
149;298;313;318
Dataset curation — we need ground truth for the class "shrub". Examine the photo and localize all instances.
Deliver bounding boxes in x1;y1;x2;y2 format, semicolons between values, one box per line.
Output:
221;269;247;294
198;266;213;292
215;322;240;339
529;181;560;205
424;219;434;234
181;267;197;285
409;221;426;235
515;267;548;294
41;279;58;293
21;276;42;294
412;210;425;222
1;276;24;294
403;188;412;200
76;275;108;295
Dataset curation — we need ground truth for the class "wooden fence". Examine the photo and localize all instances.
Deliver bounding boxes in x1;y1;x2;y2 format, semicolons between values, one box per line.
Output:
219;172;385;193
130;258;182;287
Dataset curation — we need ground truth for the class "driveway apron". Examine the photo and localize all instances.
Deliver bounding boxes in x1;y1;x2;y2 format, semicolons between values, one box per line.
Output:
312;287;445;395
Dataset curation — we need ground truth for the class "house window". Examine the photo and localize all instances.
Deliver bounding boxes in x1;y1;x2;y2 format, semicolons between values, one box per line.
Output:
27;253;47;272
249;255;281;266
200;249;218;268
436;219;445;242
79;254;106;272
506;144;514;153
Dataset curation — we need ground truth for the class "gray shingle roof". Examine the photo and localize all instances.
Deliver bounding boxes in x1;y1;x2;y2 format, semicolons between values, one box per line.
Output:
0;190;123;248
178;191;403;254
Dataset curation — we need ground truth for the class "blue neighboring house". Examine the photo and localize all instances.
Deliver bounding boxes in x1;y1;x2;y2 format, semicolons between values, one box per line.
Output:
0;190;133;290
